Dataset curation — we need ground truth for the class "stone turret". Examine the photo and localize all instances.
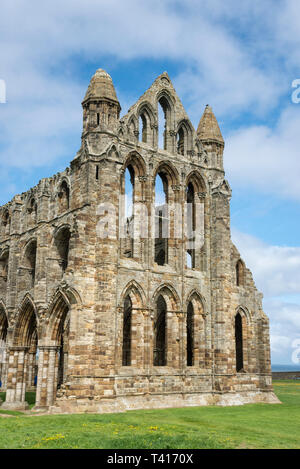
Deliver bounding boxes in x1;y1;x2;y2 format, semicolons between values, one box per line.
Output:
82;69;121;136
197;105;224;170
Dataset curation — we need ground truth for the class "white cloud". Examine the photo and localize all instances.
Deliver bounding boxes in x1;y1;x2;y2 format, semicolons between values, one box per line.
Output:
232;228;300;297
0;0;297;181
232;228;300;364
225;106;300;200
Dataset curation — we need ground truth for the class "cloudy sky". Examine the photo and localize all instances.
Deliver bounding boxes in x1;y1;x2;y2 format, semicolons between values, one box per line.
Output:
1;0;300;366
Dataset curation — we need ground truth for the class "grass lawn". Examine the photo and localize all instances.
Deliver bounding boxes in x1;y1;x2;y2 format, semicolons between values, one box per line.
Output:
0;381;299;449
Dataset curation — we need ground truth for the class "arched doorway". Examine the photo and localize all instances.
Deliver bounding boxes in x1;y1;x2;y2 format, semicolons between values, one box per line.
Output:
2;297;37;410
35;292;70;408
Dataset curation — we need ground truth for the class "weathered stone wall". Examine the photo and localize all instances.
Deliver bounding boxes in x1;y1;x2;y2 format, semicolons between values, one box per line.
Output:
0;69;279;412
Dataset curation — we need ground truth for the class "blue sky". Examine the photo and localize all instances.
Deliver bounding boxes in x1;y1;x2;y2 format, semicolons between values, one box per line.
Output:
1;0;300;365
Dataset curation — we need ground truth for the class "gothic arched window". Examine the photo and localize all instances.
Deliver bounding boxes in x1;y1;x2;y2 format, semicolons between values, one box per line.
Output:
154;295;167;366
122;296;132;366
177;126;185;155
54;226;71;275
27;198;37;226
155;173;168;266
187;302;194;366
235;312;243;372
186;182;196;268
2;211;10;237
59;181;70;213
158;96;171;151
24;240;37;288
123;165;135;258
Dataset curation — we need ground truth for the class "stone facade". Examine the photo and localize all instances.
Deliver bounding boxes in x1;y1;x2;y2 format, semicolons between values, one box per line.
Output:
0;69;279;412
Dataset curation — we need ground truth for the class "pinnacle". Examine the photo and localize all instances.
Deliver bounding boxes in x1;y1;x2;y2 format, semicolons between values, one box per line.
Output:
197;105;224;144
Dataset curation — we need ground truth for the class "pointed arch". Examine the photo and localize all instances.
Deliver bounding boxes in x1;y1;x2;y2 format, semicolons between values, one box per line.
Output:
47;290;71;345
118;127;124;139
154;161;180;189
47;284;81;318
0;247;9;297
137;101;156;145
153;161;180;266
186;170;207;194
153;294;167;366
119;280;146;368
26;194;38;226
176;119;193;156
119;280;146;310
152;283;181;312
22;238;37;288
122;295;132;366
186;290;207;315
120;152;146;259
234;305;252;324
137;101;156;123
40;288;74;397
128;115;138;140
234;306;251;373
235;312;243;372
186;290;207;367
157;90;174;151
53;224;71;275
107;143;121;160
152;285;180;368
122;151;146;179
0;301;8;341
58;179;70;212
186;301;194;366
185;172;207;271
195;139;204;157
1;209;11;237
1;209;10;226
13;294;37;347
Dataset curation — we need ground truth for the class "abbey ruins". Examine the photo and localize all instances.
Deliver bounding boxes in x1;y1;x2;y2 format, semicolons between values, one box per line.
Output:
0;69;278;412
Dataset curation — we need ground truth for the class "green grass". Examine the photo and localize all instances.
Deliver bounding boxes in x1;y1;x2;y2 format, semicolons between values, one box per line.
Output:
0;381;299;449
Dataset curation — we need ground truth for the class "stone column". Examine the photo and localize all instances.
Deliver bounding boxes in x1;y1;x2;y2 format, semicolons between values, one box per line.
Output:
210;189;233;392
35;346;59;409
131;307;144;368
177;311;184;370
167;311;180;368
0;343;7;390
142;309;151;370
2;346;29;410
